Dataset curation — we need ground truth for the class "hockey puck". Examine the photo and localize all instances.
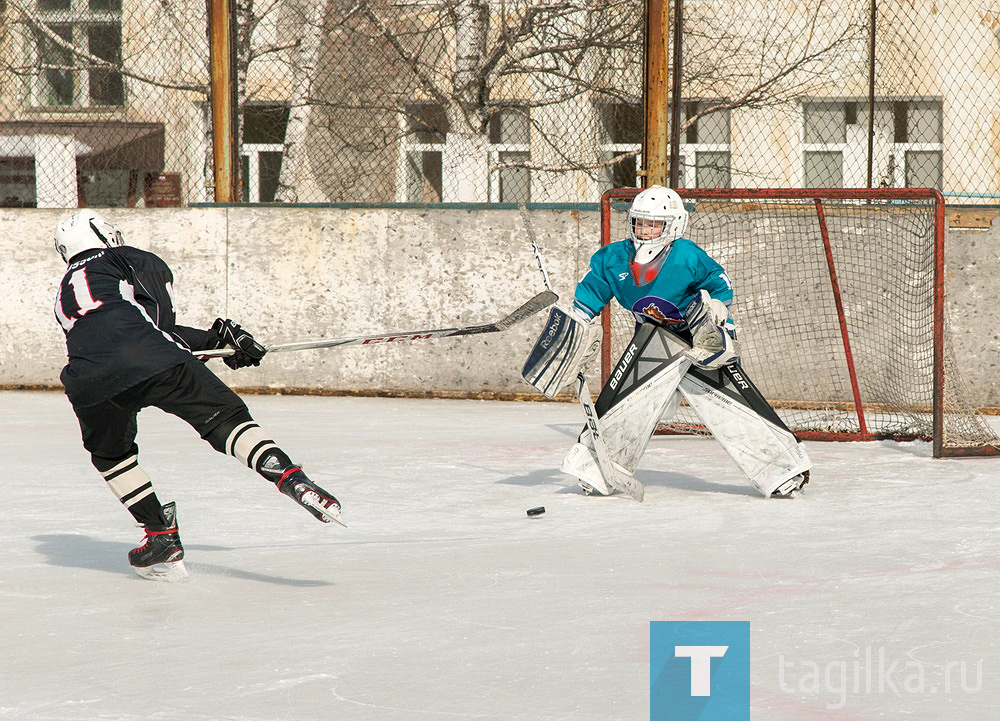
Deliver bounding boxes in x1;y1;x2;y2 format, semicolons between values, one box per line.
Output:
526;506;546;517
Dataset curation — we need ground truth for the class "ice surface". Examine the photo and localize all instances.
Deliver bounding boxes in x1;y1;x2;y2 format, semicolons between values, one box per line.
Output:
1;390;997;720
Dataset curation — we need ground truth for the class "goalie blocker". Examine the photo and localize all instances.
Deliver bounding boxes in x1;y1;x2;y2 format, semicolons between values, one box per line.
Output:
521;305;602;398
561;323;810;498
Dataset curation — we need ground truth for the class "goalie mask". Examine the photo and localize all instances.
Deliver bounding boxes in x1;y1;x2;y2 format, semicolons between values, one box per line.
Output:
54;209;125;263
627;186;688;285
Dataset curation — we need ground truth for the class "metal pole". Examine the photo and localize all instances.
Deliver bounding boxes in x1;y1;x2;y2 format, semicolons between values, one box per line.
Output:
668;0;683;187
643;0;670;188
866;0;877;188
815;198;868;437
209;0;239;202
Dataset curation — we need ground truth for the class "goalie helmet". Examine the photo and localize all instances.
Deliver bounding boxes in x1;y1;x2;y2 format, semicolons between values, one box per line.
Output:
54;209;125;263
627;186;688;285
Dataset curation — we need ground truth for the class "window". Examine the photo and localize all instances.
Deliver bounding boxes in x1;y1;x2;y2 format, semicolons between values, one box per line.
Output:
802;99;943;188
596;101;731;189
597;102;642;189
32;0;123;107
804;151;843;187
684;102;731;188
0;157;37;207
240;104;289;203
489;109;530;203
400;103;446;202
895;101;943;188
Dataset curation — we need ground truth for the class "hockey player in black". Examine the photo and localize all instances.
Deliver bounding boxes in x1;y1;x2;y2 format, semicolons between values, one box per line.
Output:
53;209;342;581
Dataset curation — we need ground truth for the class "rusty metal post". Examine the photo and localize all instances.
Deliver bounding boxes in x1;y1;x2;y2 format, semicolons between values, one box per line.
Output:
668;0;683;187
642;0;670;188
866;0;877;188
209;0;239;202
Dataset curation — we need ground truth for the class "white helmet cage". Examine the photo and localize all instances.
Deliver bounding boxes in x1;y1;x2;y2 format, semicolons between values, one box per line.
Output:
627;186;689;263
54;210;125;263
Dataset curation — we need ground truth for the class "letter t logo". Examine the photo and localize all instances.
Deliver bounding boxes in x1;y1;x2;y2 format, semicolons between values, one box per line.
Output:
674;646;729;696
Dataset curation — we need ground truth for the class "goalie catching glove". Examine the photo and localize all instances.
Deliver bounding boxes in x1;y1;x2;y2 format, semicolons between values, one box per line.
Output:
684;290;740;370
521;304;601;398
209;318;267;369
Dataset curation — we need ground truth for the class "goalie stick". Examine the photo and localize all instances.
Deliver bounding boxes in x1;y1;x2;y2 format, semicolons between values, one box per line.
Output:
197;290;558;357
518;203;554;292
575;372;645;502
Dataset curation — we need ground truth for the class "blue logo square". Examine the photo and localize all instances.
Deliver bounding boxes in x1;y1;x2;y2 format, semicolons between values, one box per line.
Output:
650;621;750;721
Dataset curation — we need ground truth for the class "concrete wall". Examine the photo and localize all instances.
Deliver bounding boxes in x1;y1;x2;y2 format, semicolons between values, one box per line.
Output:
1;206;997;405
0;207;593;397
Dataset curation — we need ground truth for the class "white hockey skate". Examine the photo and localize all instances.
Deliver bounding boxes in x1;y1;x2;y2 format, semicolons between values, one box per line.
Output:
769;471;810;498
560;442;613;496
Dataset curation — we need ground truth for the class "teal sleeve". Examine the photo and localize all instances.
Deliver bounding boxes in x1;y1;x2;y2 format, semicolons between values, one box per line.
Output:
696;252;734;306
573;249;616;319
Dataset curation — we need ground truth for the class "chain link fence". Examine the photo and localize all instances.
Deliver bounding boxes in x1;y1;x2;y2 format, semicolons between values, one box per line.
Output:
1;0;998;207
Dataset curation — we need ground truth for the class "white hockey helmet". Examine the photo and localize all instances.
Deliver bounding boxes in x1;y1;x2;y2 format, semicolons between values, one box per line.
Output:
54;209;124;263
627;185;688;265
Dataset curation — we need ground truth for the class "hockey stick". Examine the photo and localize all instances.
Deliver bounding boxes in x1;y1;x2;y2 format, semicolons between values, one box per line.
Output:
518;203;554;292
197;290;558;357
575;372;645;502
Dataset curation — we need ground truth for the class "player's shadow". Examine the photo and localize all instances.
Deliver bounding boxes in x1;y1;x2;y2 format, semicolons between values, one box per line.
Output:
31;534;333;586
499;467;568;488
499;467;755;497
640;469;758;496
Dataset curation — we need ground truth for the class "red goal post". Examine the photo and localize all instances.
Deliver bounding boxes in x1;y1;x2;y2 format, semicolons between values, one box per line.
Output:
599;187;999;458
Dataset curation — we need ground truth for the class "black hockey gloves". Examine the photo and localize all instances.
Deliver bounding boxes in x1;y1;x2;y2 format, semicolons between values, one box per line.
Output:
210;318;267;369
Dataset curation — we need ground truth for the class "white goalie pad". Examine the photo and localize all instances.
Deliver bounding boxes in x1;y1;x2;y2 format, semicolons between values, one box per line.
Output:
679;367;811;497
522;305;601;398
559;324;692;493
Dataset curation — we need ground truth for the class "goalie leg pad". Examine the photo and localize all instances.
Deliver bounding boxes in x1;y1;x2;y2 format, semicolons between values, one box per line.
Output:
594;324;693;473
559;324;693;496
522;305;601;398
679;365;811;497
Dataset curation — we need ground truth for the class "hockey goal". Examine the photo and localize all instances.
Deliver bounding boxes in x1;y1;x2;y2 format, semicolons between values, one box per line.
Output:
599;187;999;457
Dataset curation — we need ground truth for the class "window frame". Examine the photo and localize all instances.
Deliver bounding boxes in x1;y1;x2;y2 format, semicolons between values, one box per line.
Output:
800;99;944;189
31;0;124;109
397;102;447;203
240;103;290;203
595;100;731;189
488;108;531;203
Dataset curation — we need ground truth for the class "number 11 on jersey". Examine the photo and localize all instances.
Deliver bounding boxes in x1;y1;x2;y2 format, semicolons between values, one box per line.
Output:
55;268;103;331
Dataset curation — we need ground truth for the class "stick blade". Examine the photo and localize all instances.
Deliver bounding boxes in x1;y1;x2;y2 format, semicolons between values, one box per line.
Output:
496;290;558;330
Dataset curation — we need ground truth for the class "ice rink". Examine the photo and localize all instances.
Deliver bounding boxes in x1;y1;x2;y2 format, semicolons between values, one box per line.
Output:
1;389;997;720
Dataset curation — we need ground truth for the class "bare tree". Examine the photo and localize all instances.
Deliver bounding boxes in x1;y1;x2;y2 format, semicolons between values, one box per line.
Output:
265;0;865;202
1;0;866;203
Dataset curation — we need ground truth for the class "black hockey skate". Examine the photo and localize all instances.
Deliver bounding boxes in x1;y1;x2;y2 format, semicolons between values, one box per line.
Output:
276;468;345;526
128;501;188;581
770;471;810;498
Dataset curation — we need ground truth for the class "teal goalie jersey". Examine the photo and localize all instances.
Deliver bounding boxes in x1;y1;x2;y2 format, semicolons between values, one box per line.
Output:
572;238;734;333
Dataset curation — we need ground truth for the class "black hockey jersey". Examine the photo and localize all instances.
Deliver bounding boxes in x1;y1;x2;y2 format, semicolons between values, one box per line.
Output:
54;246;217;408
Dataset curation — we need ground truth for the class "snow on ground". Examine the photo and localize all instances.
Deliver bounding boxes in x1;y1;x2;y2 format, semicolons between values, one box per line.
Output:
1;390;997;721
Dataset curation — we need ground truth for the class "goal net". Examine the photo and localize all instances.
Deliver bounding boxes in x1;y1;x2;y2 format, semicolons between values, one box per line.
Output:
599;188;998;457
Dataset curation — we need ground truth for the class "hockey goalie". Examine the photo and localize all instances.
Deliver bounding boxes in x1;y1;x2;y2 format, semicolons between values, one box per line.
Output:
522;186;810;500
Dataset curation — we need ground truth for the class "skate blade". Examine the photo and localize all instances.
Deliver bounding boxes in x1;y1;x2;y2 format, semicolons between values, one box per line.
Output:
301;491;347;527
770;472;809;498
133;559;189;582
